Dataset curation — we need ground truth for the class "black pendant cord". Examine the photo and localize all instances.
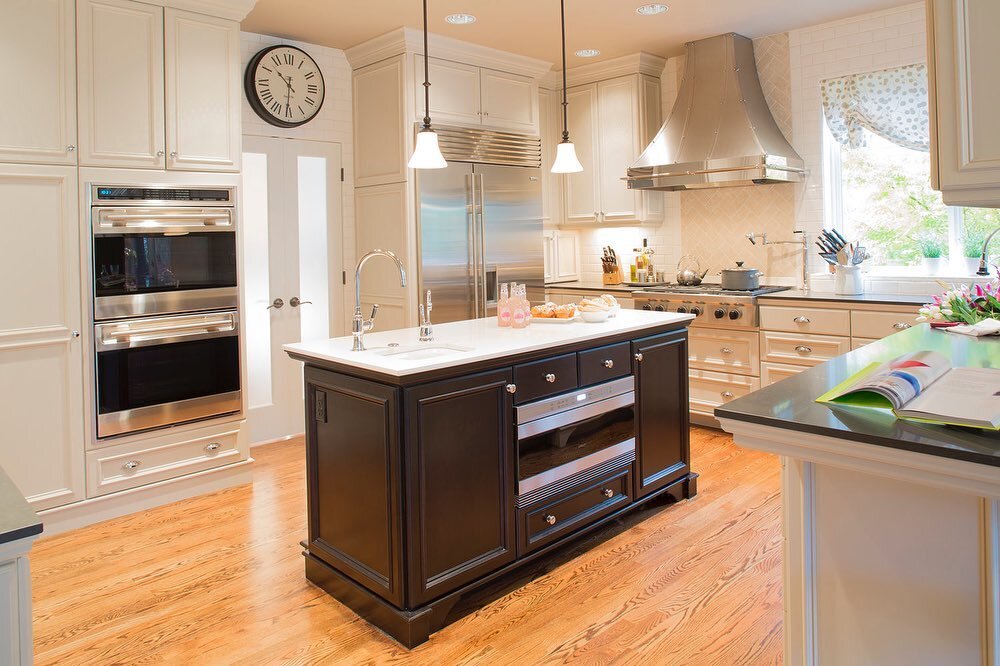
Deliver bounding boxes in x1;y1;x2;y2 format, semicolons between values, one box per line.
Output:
421;0;431;130
560;0;569;142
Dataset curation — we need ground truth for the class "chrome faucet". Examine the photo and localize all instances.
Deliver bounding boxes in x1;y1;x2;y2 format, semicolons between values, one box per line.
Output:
976;226;1000;276
352;249;407;351
747;230;810;290
418;290;433;342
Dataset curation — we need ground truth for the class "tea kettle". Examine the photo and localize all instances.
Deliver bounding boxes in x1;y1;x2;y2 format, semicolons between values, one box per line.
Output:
676;256;708;286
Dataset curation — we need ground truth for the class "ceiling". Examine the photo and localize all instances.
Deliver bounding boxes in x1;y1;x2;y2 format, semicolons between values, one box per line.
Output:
242;0;915;65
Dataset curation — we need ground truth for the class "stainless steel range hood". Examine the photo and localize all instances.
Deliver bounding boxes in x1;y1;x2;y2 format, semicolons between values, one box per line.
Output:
627;33;804;191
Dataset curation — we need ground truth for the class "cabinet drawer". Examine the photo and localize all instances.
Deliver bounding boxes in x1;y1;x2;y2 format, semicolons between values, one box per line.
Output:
760;305;851;336
851;310;917;339
688;369;760;416
518;466;631;556
578;342;631;386
86;428;242;497
762;331;851;367
688;329;759;376
514;353;578;404
761;362;807;386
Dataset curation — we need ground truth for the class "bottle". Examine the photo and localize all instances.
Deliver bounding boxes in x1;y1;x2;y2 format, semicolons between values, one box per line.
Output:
511;284;528;329
642;238;654;274
497;282;511;327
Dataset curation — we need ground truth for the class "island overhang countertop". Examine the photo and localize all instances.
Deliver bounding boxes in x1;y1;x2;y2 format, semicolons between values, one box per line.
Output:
284;309;694;378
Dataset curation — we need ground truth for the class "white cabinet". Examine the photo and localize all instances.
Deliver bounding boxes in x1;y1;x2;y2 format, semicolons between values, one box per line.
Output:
0;164;84;511
77;0;165;169
0;545;36;666
927;0;1000;206
78;0;240;172
0;0;77;165
414;57;538;133
164;8;241;171
563;74;662;226
542;229;580;283
539;87;564;224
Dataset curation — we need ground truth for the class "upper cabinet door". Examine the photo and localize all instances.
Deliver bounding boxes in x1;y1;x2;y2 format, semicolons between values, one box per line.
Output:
480;69;538;133
563;84;599;224
415;57;481;127
164;9;241;172
77;0;165;169
928;0;1000;206
0;0;77;165
596;76;640;223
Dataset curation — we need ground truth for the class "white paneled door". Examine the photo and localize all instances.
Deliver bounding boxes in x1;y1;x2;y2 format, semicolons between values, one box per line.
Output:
241;137;344;444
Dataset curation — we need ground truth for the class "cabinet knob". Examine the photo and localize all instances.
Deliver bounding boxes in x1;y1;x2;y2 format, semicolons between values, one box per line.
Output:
603;359;614;368
721;391;735;399
170;151;178;158
892;322;911;330
545;373;556;383
156;150;165;157
66;144;76;152
205;442;220;452
122;460;141;471
793;315;811;324
602;488;614;498
634;352;643;362
544;514;557;525
506;383;517;394
71;330;80;338
794;345;812;354
720;347;734;355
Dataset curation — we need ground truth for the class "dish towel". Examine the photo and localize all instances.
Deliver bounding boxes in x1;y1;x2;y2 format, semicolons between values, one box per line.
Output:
946;319;1000;336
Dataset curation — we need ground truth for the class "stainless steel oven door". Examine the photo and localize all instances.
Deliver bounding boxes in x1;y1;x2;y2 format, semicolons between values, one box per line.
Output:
94;311;242;438
516;377;636;496
92;207;238;320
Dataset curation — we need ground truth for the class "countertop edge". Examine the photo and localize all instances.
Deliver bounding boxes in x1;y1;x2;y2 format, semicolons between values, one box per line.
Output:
757;291;927;306
0;522;43;546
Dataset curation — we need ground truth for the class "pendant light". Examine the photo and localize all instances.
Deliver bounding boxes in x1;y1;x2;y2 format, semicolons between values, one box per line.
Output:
408;0;448;169
551;0;584;173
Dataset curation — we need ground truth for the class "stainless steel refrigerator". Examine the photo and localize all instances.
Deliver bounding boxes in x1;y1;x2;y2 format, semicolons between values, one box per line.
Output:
417;126;544;324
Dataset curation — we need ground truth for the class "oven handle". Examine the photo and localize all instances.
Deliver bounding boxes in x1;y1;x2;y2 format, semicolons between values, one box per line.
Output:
517;391;634;440
96;313;238;350
95;209;234;232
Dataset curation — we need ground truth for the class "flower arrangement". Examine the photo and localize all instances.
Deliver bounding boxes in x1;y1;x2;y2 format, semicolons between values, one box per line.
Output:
917;278;1000;324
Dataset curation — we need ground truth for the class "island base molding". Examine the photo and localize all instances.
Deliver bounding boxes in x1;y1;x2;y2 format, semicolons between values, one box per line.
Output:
303;473;698;648
720;419;999;666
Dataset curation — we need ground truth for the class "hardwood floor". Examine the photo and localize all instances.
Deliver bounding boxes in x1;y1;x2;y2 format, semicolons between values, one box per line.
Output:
31;426;783;665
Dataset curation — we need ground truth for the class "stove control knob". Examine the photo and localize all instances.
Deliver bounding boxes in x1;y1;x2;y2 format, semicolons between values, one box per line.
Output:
654;305;665;312
729;309;743;320
714;308;727;319
676;306;687;313
642;304;652;311
690;306;703;316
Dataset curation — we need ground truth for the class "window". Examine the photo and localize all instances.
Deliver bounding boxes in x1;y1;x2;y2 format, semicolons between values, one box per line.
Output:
822;64;1000;276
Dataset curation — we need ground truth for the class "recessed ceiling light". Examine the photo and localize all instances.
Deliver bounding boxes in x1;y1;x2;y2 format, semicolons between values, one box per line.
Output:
445;13;476;25
575;49;601;58
636;4;668;15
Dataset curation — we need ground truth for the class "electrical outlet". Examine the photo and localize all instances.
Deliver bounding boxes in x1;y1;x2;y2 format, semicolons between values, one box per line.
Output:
315;389;327;423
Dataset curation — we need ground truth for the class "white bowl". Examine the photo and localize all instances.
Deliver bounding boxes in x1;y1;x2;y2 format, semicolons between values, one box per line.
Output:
608;304;621;317
580;309;610;323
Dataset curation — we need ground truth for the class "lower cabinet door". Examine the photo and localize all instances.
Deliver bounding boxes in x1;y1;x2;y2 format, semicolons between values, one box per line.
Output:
633;330;690;499
404;368;516;606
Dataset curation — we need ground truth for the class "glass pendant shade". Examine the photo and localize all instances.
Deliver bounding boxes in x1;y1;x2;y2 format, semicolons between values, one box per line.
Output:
551;140;583;173
408;129;447;169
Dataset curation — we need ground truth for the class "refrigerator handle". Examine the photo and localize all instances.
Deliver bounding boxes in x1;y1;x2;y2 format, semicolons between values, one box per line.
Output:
467;173;480;318
477;173;488;315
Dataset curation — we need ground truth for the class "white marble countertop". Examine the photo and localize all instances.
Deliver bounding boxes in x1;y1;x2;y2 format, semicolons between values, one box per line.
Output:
284;309;693;377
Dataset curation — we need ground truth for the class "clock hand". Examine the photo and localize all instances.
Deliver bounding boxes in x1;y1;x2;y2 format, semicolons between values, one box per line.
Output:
279;74;295;94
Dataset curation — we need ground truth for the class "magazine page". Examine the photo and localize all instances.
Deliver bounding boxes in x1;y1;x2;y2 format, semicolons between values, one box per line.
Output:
820;351;951;410
898;367;1000;428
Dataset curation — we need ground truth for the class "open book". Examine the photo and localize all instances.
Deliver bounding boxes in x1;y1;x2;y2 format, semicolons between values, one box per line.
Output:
816;350;1000;430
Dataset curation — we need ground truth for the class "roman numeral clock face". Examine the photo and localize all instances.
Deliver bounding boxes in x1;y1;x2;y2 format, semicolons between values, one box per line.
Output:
245;46;325;127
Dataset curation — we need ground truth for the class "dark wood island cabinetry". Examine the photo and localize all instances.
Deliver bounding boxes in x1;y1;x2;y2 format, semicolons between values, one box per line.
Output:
287;312;697;646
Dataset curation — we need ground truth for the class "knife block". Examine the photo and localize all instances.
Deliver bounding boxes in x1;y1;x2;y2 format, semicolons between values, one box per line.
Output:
603;266;623;285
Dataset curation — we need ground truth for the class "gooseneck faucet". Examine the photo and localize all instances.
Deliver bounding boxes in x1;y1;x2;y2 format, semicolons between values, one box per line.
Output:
976;226;1000;276
352;249;407;351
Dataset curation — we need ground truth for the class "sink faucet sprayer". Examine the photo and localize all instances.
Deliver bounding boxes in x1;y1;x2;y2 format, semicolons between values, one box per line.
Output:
352;249;407;351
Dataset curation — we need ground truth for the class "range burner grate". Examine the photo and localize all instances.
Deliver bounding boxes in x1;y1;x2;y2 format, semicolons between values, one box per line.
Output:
640;283;791;297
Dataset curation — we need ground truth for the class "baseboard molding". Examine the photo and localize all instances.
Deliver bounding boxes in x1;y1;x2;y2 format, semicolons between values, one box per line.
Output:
250;433;304;448
37;459;254;537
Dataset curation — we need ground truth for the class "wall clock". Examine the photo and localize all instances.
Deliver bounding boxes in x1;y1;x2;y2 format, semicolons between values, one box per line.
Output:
244;45;326;128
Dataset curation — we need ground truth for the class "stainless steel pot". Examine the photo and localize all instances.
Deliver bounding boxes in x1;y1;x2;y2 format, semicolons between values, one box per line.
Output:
719;261;764;291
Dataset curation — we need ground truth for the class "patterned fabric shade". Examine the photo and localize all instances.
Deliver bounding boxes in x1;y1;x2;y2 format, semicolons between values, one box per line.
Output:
821;63;930;152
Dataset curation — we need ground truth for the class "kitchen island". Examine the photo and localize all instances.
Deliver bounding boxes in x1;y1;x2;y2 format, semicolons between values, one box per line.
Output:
716;324;1000;666
285;310;696;646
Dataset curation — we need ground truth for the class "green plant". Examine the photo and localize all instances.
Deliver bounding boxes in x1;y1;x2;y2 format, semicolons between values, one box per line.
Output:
918;236;943;258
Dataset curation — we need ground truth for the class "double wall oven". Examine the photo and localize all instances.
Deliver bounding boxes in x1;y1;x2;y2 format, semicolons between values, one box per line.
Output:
90;186;242;439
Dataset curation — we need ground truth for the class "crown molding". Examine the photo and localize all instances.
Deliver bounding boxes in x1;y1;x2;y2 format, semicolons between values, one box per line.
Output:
538;70;563;91
564;52;667;87
146;0;257;21
346;27;553;79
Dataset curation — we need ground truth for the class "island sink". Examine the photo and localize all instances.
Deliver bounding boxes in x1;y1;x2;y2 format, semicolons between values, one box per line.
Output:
375;342;473;360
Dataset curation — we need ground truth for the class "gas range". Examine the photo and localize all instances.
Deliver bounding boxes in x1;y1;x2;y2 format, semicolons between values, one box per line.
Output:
632;283;791;329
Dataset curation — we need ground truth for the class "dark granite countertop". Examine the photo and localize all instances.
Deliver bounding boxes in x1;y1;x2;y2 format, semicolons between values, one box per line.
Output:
716;324;1000;467
758;289;928;306
542;280;645;294
0;467;41;545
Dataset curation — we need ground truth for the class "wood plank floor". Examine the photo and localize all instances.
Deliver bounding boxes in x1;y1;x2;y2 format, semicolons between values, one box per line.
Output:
31;426;783;665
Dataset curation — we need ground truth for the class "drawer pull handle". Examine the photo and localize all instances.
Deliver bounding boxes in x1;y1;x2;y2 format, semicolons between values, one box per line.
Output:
544;514;557;525
602;359;614;369
892;322;911;330
721;391;735;399
793;316;811;324
205;442;221;452
634;352;643;362
122;460;141;471
720;347;734;355
506;383;517;394
545;373;556;383
794;345;812;354
602;488;614;498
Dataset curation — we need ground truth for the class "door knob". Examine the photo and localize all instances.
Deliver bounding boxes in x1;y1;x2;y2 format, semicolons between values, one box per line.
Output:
290;297;312;307
267;298;284;310
506;384;517;394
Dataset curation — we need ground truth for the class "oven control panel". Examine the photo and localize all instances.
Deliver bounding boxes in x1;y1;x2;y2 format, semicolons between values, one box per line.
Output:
633;298;756;329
